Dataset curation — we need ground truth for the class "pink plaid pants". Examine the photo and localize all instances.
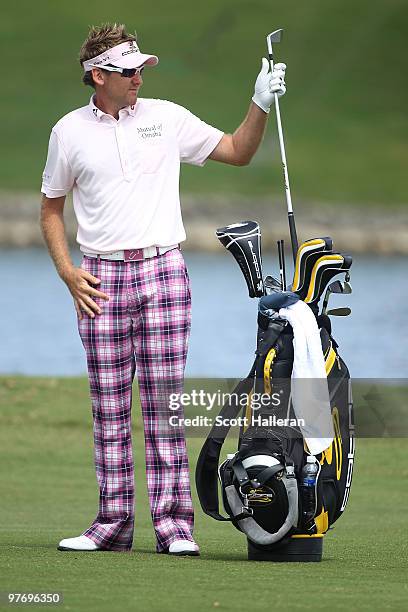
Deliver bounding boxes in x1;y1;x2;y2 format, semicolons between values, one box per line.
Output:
77;248;194;552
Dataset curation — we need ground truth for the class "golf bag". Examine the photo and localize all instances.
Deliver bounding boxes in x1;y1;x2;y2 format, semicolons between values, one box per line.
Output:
196;225;355;562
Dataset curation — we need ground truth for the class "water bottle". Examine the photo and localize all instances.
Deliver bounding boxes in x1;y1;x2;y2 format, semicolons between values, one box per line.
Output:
301;455;319;531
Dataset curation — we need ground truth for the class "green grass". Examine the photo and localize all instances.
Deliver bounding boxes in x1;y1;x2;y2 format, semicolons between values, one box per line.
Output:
2;0;408;205
0;376;407;611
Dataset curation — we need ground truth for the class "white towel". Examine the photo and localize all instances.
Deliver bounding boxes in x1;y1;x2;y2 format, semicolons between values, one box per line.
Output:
278;300;334;455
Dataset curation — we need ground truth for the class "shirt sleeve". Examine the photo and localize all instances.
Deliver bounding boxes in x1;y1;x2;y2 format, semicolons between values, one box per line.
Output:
41;128;75;197
172;103;224;166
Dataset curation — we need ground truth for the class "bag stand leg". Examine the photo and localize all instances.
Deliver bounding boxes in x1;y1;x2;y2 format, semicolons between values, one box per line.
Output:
247;535;323;562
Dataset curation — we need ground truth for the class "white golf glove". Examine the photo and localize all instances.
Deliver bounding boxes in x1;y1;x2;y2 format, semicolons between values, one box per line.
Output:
252;58;287;113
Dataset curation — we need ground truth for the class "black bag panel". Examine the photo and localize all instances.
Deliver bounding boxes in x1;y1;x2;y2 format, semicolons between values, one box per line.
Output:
319;350;355;525
321;479;340;525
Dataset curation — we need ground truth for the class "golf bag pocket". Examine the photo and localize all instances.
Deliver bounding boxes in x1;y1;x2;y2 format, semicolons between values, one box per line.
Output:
218;452;300;545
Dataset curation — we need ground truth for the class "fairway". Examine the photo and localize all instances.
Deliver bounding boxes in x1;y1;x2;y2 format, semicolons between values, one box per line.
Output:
0;377;407;611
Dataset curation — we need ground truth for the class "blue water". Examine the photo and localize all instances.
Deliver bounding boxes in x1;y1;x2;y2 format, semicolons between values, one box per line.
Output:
0;249;407;378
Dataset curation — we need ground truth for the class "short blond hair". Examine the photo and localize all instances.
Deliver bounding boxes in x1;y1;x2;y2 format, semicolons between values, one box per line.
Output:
79;23;136;88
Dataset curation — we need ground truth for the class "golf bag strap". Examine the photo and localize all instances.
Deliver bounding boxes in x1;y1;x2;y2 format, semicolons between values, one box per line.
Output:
195;365;257;522
257;318;287;354
232;510;254;521
232;460;251;489
251;463;285;488
232;461;284;491
195;319;287;522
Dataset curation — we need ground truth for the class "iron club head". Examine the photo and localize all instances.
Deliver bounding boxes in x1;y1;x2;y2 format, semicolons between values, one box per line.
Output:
267;29;283;45
321;279;352;315
342;280;352;294
264;275;282;293
266;29;283;58
331;280;352;295
327;307;352;317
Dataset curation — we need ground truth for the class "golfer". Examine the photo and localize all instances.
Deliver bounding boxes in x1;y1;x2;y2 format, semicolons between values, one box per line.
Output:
41;23;286;555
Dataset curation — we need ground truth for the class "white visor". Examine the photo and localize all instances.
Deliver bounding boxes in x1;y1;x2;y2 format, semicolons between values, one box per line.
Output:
83;40;158;72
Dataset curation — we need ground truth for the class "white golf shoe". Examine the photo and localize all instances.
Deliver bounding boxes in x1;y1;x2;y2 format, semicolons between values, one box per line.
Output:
57;535;101;551
168;540;200;556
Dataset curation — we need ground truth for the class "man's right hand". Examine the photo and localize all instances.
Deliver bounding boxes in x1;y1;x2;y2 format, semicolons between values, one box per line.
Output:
63;267;110;320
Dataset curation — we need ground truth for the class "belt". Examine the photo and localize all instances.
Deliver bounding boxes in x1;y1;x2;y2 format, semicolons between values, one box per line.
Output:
83;245;178;262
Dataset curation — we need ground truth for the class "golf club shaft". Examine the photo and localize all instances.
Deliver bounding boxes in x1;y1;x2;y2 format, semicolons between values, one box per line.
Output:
281;239;287;290
274;95;298;263
267;33;299;263
278;240;287;290
322;289;330;315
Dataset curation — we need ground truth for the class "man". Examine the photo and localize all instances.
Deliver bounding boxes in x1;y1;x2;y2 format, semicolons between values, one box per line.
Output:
41;23;286;555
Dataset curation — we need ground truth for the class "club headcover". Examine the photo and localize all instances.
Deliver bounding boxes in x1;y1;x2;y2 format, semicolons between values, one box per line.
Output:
292;237;333;295
303;254;353;305
216;221;264;298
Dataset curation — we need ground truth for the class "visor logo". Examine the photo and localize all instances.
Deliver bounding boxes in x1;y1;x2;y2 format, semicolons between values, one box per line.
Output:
122;41;139;56
92;55;110;65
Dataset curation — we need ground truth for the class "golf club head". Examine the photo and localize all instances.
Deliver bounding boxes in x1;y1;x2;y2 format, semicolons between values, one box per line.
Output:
304;255;353;305
321;279;352;315
330;280;352;295
216;221;264;298
266;29;283;58
264;275;282;294
342;280;352;294
292;237;333;296
328;280;344;295
327;307;352;317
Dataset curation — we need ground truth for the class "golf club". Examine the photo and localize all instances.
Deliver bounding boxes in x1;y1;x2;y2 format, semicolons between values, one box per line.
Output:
266;29;298;263
303;254;352;304
264;275;282;293
322;280;352;315
277;239;286;290
326;307;352;317
216;221;265;298
292;237;333;294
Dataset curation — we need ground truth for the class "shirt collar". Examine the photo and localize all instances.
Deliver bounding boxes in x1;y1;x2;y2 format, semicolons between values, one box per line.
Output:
89;95;137;121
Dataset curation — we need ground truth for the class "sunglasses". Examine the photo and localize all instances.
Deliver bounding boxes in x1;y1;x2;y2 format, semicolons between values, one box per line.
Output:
102;64;145;78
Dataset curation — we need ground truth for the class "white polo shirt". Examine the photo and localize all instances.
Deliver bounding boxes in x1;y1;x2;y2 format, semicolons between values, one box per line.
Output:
41;96;224;253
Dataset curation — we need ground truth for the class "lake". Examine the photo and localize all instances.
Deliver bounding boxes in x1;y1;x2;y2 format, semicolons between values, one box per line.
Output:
0;249;407;378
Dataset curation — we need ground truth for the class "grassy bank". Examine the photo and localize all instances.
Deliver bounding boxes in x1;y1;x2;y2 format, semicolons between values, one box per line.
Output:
2;0;408;205
0;376;407;611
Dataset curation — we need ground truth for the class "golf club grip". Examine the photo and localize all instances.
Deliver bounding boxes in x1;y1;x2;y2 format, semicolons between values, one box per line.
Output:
288;213;298;263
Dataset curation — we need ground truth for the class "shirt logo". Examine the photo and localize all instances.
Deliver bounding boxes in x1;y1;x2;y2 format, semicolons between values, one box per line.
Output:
137;123;163;139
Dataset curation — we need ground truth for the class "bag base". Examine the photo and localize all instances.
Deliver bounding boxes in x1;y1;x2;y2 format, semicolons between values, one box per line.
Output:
247;535;323;562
